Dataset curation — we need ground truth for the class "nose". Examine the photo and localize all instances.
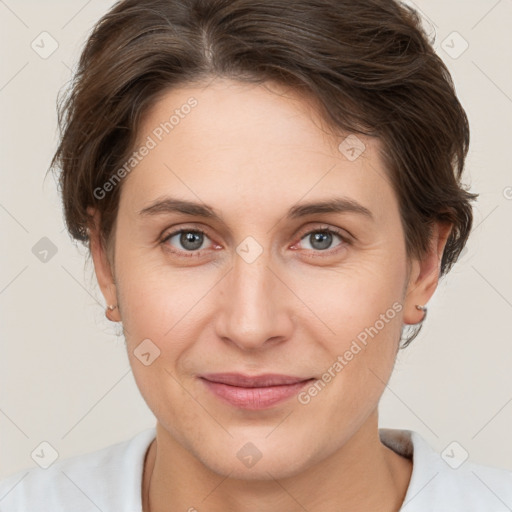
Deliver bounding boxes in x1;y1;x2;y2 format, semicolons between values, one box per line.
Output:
214;249;294;351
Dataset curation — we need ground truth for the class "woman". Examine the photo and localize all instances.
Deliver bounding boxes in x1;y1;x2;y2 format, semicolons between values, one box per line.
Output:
1;0;511;510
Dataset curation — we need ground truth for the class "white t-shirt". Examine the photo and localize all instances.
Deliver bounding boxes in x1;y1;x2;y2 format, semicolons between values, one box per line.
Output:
1;427;511;511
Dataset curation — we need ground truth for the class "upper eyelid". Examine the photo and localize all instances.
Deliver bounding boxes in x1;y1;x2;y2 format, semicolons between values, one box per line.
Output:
162;223;347;239
296;224;349;240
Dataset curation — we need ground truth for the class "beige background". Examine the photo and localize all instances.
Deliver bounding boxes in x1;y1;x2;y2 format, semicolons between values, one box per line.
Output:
1;0;511;480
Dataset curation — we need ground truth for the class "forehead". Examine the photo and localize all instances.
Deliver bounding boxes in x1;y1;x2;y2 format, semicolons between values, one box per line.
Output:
120;78;394;221
137;77;346;156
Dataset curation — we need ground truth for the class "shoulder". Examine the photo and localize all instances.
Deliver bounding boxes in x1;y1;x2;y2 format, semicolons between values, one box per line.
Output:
0;427;156;512
380;428;512;512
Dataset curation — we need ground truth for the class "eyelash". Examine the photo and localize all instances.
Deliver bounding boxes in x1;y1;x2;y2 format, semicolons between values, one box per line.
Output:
160;225;351;258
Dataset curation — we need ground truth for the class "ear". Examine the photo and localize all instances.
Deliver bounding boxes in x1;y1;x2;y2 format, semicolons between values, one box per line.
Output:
402;221;453;325
86;206;120;322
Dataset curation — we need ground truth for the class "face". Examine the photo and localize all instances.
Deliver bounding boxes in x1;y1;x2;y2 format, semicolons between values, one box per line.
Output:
90;77;439;479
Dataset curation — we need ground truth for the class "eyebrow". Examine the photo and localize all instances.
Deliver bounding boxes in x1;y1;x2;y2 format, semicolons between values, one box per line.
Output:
138;196;374;222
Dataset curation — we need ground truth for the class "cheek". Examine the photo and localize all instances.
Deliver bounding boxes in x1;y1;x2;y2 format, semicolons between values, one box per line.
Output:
296;292;402;434
289;249;406;414
116;262;199;419
292;253;406;348
114;251;221;413
114;245;214;341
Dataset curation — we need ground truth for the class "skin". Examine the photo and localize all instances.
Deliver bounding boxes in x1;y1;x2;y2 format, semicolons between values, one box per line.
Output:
87;77;451;512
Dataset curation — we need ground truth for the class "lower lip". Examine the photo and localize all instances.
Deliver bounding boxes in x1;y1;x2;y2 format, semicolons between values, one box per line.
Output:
201;378;313;410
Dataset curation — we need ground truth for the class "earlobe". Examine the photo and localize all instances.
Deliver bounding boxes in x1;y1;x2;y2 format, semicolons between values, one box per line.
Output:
414;304;428;324
87;207;120;322
402;221;452;325
105;304;119;322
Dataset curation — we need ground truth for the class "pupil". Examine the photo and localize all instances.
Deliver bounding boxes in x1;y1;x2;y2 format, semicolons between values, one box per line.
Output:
181;232;203;250
312;232;331;250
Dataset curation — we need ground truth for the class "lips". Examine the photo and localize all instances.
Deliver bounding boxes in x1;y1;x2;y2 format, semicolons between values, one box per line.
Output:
200;373;310;387
199;373;315;410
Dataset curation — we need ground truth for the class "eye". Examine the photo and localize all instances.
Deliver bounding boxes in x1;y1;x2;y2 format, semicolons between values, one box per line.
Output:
160;224;350;259
293;226;350;254
161;228;215;257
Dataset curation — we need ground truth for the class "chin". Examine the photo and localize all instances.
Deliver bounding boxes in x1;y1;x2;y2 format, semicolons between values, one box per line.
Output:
195;436;320;481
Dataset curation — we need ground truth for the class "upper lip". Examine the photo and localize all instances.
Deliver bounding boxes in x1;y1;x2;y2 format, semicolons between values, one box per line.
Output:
200;373;313;388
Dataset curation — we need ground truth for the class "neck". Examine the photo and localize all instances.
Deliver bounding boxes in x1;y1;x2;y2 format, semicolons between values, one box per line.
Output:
142;411;412;512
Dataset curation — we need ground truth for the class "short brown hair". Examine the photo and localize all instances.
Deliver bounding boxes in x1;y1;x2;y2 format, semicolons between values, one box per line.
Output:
50;0;478;346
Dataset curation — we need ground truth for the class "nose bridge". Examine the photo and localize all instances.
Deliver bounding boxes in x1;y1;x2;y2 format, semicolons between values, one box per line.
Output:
233;247;273;307
215;242;292;350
